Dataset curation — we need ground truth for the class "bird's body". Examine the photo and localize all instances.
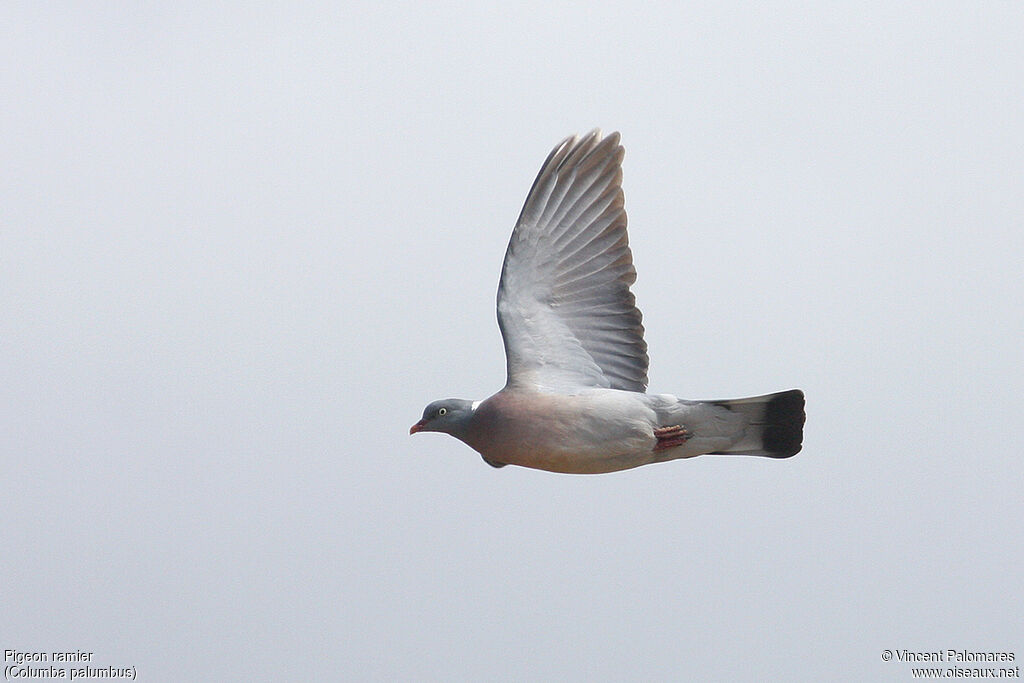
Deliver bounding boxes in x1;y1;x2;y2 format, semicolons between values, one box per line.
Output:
467;389;744;474
468;389;656;474
411;131;805;474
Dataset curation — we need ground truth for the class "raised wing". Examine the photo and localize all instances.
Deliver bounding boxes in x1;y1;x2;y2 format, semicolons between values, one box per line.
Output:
497;130;648;393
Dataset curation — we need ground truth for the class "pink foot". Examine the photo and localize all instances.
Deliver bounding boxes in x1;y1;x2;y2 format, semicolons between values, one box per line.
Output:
653;424;692;451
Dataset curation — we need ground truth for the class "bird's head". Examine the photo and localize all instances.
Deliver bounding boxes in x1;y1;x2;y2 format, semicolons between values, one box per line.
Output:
410;398;477;437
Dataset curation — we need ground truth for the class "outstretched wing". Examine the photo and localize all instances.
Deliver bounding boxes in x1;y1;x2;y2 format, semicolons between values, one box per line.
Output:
497;130;648;393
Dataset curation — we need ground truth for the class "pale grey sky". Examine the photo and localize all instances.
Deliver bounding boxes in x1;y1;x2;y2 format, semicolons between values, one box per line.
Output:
2;2;1022;681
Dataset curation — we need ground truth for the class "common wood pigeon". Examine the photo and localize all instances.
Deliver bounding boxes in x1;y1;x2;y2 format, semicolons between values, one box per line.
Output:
411;131;805;474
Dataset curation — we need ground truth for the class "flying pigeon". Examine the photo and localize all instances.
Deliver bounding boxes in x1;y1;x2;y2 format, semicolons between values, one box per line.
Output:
411;130;805;474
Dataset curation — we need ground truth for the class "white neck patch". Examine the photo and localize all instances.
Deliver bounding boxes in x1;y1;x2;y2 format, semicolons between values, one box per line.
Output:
471;400;481;411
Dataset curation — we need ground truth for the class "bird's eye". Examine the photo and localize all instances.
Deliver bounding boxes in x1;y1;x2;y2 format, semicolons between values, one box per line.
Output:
438;407;447;416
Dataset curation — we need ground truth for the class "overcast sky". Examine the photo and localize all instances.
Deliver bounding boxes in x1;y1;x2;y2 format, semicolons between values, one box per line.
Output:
3;2;1022;681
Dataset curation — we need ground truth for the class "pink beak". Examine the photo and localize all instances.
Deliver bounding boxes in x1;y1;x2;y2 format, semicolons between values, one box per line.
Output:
410;419;427;435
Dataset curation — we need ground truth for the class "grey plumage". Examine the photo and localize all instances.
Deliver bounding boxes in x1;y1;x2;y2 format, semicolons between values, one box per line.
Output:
411;131;805;474
498;131;647;393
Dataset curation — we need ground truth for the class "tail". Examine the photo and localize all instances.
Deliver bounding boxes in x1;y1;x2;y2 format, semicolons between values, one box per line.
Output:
709;389;805;458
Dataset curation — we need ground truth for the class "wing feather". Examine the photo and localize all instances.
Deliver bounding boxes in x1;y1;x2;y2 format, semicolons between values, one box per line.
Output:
496;131;649;393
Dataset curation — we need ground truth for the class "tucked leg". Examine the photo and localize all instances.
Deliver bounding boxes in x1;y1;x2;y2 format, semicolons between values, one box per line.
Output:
653;424;692;451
